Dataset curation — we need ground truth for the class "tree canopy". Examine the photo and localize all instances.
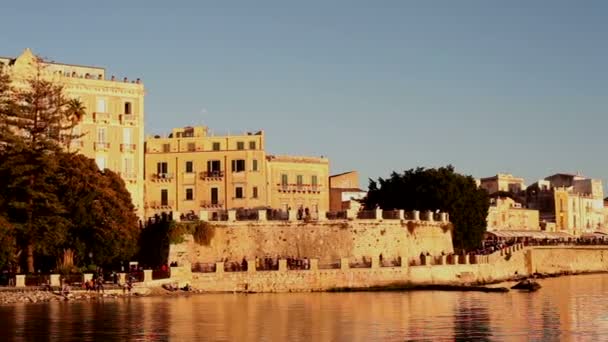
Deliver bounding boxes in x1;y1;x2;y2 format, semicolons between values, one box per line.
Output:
0;59;139;272
363;165;489;251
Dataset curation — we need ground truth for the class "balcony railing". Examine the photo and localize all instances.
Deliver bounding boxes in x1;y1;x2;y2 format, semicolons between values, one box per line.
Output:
119;172;137;181
200;200;223;208
145;200;174;209
199;171;224;180
120;143;136;152
94;142;110;151
120;114;136;125
151;173;174;181
93;112;111;122
277;184;321;193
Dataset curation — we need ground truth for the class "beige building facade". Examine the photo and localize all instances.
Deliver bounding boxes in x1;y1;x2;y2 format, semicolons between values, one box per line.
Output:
527;174;604;236
329;171;366;212
144;126;329;218
266;155;329;213
0;49;145;216
480;173;525;194
486;197;540;231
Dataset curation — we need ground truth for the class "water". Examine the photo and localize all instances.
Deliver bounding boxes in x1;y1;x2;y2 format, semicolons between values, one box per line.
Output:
2;274;608;341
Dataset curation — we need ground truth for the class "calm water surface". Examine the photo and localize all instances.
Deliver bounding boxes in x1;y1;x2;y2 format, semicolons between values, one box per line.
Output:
3;274;608;341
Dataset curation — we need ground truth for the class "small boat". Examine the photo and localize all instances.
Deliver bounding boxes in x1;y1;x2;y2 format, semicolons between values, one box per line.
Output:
511;279;541;292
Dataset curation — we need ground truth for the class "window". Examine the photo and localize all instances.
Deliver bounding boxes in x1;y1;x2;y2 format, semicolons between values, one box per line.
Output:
312;175;318;190
124;101;132;115
96;98;107;113
231;159;246;172
187;142;195;152
249;141;256;150
185;188;194;201
95;156;106;170
252;186;258;199
157;162;168;175
207;160;221;173
163;143;170;153
211;188;219;205
212;142;221;151
235;187;244;199
123;127;132;144
123;156;133;175
237;141;245;150
296;175;303;187
252;159;258;172
161;189;168;206
185;161;193;173
97;127;107;143
281;174;288;186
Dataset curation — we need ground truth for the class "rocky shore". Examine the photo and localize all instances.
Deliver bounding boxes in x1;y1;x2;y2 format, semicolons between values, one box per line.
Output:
0;286;208;305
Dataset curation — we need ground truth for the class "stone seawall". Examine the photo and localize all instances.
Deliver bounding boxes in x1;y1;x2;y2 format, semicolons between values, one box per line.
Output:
167;246;608;293
169;219;453;266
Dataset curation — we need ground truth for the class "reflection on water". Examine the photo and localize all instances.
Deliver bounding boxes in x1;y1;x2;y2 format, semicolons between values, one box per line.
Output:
3;274;608;341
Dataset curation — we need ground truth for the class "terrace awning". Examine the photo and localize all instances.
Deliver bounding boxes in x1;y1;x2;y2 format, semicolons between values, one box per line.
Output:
485;230;574;240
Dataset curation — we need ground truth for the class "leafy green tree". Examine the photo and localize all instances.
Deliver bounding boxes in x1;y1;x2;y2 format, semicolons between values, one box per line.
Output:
54;153;140;267
364;165;489;251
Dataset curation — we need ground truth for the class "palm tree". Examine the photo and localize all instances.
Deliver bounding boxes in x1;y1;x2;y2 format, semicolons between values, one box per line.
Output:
64;98;86;153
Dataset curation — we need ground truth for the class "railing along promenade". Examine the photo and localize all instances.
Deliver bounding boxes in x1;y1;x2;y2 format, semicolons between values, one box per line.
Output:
172;208;451;224
0;268;172;289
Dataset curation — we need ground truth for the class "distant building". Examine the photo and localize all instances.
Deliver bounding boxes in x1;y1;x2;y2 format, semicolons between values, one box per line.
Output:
266;155;329;213
479;173;525;194
1;49;145;216
526;173;604;236
329;171;367;212
486;196;540;231
144;126;329;218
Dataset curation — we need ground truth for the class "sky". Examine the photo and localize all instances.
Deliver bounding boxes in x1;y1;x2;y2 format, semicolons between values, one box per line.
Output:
2;1;607;188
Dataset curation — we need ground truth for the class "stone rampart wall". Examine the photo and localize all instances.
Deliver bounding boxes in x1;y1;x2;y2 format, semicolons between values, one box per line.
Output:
169;219;453;266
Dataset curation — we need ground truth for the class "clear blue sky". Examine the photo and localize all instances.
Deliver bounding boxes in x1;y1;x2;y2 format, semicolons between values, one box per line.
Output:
2;1;607;188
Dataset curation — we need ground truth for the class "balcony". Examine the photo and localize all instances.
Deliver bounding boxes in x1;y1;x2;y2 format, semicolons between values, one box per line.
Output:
145;200;174;209
94;142;110;151
277;184;322;193
120;114;136;125
151;173;174;182
119;172;137;181
93;112;111;123
200;200;223;209
199;171;224;181
120;143;137;152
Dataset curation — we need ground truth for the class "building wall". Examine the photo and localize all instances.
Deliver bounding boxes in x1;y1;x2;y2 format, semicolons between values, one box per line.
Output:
329;171;366;212
266;156;329;213
144;128;268;217
2;49;145;216
486;197;539;231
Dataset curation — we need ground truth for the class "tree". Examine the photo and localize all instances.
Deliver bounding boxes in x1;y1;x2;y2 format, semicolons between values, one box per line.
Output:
364;165;489;251
54;153;140;268
0;57;85;272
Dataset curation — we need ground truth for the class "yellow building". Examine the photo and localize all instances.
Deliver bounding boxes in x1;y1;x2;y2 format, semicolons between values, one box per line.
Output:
144;126;329;218
479;173;525;194
486;197;539;231
144;126;268;218
0;49;145;216
266;155;329;213
528;174;605;236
